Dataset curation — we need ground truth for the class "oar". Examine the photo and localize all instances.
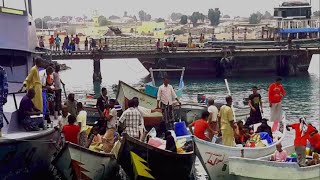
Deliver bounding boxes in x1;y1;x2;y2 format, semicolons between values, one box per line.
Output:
62;84;67;100
224;79;236;121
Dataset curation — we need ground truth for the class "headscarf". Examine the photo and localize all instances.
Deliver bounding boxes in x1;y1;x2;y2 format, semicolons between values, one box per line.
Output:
299;116;308;136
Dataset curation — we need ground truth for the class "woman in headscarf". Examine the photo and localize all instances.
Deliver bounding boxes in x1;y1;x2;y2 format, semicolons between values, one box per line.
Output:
20;57;43;112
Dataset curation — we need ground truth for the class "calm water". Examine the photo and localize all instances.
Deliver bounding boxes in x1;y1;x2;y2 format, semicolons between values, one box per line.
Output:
57;55;319;179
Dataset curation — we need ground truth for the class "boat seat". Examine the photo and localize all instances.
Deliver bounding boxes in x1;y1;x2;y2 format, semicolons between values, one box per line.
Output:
4;111;25;133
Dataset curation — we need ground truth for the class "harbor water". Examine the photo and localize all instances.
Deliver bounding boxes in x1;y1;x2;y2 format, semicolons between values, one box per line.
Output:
57;55;319;179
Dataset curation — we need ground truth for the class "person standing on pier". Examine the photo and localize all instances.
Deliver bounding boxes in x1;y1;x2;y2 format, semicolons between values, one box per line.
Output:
219;96;236;146
0;66;8;137
75;35;80;51
199;33;205;48
157;77;181;130
268;78;286;130
54;35;61;51
49;35;55;50
20;57;43;113
248;86;263;125
188;33;193;48
63;35;70;53
84;37;89;51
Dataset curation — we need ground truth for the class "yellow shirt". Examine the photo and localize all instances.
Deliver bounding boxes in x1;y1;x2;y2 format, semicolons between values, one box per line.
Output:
219;105;234;131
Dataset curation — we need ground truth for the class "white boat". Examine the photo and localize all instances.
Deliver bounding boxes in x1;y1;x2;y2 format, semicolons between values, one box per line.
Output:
229;145;320;180
192;114;287;180
52;142;119;180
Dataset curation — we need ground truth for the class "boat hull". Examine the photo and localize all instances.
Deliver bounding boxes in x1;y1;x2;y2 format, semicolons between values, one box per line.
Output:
117;134;196;180
228;146;320;180
192;117;287;180
52;142;119;180
0;129;60;180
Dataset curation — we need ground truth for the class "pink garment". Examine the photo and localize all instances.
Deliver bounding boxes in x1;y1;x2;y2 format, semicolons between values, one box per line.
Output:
273;150;288;162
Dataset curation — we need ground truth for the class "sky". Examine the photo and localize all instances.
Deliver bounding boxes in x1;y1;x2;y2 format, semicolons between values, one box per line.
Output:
4;0;320;19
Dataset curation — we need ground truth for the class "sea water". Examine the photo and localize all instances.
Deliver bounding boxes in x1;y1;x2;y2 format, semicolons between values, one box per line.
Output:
57;55;319;179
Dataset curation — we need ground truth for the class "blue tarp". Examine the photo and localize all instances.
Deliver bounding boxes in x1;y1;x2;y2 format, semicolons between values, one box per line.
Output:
279;28;320;34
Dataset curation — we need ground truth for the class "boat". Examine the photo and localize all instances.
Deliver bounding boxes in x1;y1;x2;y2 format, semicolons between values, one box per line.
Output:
117;133;196;180
144;67;185;98
192;114;287;180
228;145;320;180
52;142;119;180
0;1;63;178
116;81;163;127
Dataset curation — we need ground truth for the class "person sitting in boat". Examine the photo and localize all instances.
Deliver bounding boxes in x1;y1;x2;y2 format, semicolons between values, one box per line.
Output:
307;124;320;154
219;96;237;146
87;126;102;150
18;89;44;131
247;86;263;125
77;102;88;147
188;111;216;141
307;153;320;166
164;131;177;152
157;76;181;130
119;99;144;139
235;121;246;145
102;99;118;153
270;143;288;162
256;118;273;139
62;115;80;144
64;93;77;117
58;105;70;130
286;117;311;167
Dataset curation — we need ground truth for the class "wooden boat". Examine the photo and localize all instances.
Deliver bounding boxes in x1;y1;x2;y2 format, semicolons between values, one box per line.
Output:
144;67;185;98
229;145;320;180
116;81;163;127
192;114;287;180
117;133;196;180
0;92;61;179
52;142;119;180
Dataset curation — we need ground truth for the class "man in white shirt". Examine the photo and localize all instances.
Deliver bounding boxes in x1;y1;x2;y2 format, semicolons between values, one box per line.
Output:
102;99;118;153
207;98;219;140
76;102;87;147
157;77;181;130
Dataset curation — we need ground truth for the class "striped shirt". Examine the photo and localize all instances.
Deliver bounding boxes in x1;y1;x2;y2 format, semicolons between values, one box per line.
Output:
119;107;143;138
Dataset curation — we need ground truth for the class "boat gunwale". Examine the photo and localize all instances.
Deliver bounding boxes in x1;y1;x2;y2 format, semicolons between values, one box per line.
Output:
116;80;156;100
0;128;58;144
119;133;194;157
52;141;116;166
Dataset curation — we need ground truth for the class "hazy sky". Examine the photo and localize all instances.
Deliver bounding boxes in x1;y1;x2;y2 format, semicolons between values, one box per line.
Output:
5;0;320;18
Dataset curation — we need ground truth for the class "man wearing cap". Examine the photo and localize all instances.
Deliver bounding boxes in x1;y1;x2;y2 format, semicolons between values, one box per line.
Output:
268;78;286;122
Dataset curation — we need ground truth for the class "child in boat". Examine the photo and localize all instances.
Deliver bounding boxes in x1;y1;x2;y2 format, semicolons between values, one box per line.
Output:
307;153;320;166
188;111;216;141
58;105;70;130
62;115;80;144
270;143;287;162
235;121;246;144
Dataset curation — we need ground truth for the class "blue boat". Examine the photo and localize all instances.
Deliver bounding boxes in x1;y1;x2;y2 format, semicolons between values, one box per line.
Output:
145;67;185;98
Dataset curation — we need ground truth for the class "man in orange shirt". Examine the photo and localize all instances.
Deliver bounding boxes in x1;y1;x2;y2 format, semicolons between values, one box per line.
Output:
268;78;286;130
307;124;320;154
188;111;216;141
286;117;310;167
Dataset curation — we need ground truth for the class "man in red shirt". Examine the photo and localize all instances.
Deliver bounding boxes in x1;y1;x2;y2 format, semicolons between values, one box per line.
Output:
62;115;80;144
307;124;320;153
286;117;310;167
49;35;55;50
268;78;286;131
188;111;216;141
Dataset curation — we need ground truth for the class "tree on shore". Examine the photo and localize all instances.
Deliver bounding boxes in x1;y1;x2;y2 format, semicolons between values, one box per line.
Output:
138;10;152;21
249;12;263;24
313;11;320;17
223;15;230;18
189;12;205;27
262;11;273;19
109;15;120;20
98;16;111;26
180;15;188;25
171;13;183;21
156;18;166;23
208;8;221;26
34;18;44;29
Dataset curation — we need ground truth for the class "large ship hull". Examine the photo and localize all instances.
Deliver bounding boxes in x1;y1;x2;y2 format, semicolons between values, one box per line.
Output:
139;52;313;77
